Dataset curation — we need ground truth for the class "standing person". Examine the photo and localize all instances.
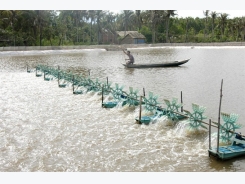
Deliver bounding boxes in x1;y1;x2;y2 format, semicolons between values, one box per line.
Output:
123;49;134;65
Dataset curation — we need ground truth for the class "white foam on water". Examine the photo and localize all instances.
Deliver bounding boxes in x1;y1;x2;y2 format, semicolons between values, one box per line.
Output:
1;48;245;171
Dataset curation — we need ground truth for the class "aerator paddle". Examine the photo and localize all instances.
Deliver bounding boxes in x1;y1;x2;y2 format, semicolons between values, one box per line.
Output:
164;98;182;121
219;112;241;143
185;103;207;130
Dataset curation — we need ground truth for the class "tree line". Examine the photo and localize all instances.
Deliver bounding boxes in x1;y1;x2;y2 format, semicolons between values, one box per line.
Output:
0;10;245;47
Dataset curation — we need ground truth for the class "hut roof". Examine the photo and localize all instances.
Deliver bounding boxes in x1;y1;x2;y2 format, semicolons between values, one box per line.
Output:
116;31;145;39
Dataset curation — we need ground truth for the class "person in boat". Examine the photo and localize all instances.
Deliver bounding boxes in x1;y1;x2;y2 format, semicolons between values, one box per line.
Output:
123;49;134;65
232;132;245;145
235;132;245;140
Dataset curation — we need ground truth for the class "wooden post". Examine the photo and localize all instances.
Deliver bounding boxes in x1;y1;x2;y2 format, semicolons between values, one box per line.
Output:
138;96;142;123
72;75;75;93
209;119;211;150
143;88;145;97
102;84;104;107
181;91;183;112
58;66;60;87
216;79;223;154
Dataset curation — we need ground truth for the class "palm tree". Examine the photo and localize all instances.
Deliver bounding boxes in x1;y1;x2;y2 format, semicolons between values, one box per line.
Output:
234;18;242;41
165;10;177;43
43;10;59;46
56;10;72;45
150;10;157;43
1;10;19;46
87;10;96;44
185;17;190;42
103;12;117;43
210;11;218;40
15;10;36;45
141;10;164;43
34;10;51;46
95;10;105;44
241;17;245;41
219;13;229;39
70;10;86;43
135;10;142;31
226;20;235;40
122;10;134;36
203;10;209;40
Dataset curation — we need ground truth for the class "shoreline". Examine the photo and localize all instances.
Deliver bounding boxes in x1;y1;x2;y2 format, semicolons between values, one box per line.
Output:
1;42;245;51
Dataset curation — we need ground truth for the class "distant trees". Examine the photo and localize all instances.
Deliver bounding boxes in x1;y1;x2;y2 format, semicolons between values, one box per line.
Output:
0;10;245;47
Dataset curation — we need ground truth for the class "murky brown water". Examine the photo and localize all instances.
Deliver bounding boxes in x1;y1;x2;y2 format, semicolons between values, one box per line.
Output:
1;46;245;171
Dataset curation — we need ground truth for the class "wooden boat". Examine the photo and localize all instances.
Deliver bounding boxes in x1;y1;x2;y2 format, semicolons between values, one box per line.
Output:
122;58;190;68
208;133;245;160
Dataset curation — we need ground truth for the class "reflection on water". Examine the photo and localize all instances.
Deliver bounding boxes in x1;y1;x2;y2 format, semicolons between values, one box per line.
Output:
1;47;245;171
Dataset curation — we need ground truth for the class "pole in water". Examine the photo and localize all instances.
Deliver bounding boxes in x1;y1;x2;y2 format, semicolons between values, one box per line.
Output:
138;96;142;124
209;119;211;150
102;84;104;107
143;88;145;97
58;66;60;87
181;91;183;112
216;79;223;153
72;75;75;93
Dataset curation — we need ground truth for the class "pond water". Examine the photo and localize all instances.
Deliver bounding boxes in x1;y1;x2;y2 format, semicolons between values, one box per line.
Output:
0;46;245;172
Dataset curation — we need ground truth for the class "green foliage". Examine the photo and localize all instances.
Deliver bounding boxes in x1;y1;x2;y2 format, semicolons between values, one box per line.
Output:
140;25;152;43
0;10;245;46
